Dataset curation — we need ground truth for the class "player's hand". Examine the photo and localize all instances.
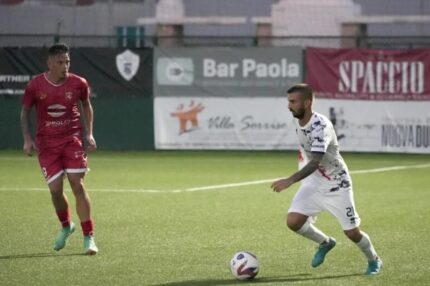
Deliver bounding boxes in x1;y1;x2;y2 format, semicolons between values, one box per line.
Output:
271;178;294;193
85;134;97;151
23;139;36;156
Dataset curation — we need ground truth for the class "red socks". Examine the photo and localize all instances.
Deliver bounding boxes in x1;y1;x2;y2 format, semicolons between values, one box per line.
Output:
81;219;94;236
56;209;94;236
56;209;71;228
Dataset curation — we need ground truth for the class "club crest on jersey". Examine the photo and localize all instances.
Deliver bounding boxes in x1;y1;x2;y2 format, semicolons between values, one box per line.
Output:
47;104;66;118
65;92;73;100
39;92;48;100
116;49;140;81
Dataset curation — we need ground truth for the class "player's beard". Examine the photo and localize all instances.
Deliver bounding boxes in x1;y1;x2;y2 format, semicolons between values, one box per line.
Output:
290;107;305;119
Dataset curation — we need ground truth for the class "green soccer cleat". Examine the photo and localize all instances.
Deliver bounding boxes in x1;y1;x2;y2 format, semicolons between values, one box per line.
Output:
366;257;383;275
84;236;98;255
311;237;336;268
53;222;75;251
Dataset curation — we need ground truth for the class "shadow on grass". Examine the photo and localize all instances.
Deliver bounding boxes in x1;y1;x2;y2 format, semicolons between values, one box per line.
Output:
152;273;363;286
0;252;85;260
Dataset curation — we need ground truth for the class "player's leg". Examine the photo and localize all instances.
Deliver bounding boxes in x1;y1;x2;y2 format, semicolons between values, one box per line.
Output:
38;147;75;251
287;213;328;244
288;184;335;267
67;172;91;222
63;138;98;255
288;212;336;268
327;190;382;274
343;227;382;274
49;174;68;221
67;172;98;255
49;176;76;251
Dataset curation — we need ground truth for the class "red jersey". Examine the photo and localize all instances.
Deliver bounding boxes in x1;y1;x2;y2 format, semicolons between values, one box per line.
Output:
22;72;90;147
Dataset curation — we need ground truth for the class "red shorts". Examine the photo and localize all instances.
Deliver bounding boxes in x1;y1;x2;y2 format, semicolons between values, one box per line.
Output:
37;136;88;184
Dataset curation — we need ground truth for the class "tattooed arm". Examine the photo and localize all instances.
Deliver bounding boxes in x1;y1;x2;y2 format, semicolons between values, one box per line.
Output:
271;152;324;193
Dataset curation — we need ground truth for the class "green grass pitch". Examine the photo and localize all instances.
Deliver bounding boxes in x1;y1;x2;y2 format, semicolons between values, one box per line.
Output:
0;150;429;286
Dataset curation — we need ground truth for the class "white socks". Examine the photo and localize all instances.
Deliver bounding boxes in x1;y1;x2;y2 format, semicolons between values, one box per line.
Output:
356;231;378;261
296;220;329;244
296;223;378;262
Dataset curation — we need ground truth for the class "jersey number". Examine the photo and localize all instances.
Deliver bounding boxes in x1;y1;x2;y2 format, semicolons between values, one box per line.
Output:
346;207;355;217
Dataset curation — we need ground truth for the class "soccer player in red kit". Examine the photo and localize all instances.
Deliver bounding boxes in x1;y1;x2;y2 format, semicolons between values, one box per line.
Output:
20;43;98;255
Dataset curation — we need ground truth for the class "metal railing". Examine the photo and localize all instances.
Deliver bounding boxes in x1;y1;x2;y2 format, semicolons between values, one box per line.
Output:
1;34;430;49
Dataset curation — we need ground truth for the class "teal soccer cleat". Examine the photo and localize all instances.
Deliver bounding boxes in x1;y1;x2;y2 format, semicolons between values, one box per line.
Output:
53;222;75;251
84;236;98;255
311;237;336;268
366;258;383;275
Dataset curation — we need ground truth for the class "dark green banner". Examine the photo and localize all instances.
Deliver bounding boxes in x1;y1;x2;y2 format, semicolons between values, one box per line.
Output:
0;47;154;150
0;47;153;98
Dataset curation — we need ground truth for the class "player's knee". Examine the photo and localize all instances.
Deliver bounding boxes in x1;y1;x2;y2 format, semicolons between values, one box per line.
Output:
344;228;362;243
69;177;85;193
49;188;63;198
48;184;63;197
286;215;303;232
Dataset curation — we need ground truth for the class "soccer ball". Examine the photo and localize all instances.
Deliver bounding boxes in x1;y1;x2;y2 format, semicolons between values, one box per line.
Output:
230;251;260;280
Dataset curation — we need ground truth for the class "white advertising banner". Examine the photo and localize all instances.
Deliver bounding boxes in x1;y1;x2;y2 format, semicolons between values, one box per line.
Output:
154;97;297;150
314;99;430;153
155;97;430;153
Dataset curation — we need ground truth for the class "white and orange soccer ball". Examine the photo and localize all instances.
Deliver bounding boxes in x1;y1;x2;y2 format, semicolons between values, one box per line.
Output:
230;251;260;280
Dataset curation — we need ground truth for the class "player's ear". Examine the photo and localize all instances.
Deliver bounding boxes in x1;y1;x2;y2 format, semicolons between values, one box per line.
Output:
304;98;312;109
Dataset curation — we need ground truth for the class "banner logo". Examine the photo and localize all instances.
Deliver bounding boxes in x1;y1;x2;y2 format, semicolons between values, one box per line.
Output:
306;48;430;100
170;100;204;134
157;58;194;85
116;49;140;81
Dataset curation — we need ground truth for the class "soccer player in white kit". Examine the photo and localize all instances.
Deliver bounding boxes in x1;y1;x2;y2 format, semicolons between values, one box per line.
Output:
271;83;382;275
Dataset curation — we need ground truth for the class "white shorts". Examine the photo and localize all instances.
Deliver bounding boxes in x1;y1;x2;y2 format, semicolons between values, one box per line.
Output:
288;183;361;230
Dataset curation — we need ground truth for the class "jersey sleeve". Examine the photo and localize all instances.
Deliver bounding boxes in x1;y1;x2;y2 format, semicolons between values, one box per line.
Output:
310;119;331;154
79;77;90;102
22;80;36;108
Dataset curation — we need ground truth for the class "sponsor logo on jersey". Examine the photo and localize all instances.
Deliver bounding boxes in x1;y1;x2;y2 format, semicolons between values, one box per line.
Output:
47;104;66;118
45;120;71;128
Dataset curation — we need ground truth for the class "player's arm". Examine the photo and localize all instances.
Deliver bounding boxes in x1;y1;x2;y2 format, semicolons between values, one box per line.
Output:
80;98;97;151
20;106;36;156
288;152;323;182
271;152;324;193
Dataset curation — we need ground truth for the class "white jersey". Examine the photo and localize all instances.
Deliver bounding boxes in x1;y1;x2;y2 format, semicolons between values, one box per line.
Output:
296;112;352;193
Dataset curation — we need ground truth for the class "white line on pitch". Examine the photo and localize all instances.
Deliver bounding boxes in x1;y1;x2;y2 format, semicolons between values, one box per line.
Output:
179;163;430;192
349;163;430;174
0;187;164;193
0;163;429;194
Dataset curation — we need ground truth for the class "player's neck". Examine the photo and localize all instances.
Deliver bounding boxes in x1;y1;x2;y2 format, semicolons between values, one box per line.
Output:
46;71;68;85
298;110;313;127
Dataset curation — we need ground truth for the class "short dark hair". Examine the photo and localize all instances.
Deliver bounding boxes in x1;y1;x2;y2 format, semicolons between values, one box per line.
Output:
48;43;69;56
287;83;314;101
